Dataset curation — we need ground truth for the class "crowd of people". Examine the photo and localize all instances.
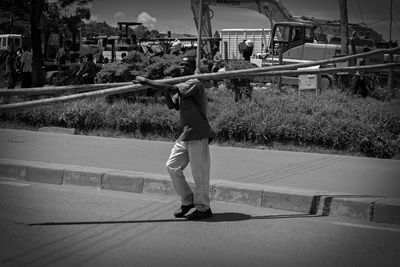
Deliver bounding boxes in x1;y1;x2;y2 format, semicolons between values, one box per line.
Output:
5;46;32;89
2;37;254;89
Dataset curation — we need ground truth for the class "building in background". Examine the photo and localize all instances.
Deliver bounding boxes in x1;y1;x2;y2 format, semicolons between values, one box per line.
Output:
219;29;270;60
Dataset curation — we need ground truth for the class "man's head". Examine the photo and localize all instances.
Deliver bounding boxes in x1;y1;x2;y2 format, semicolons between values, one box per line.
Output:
180;56;196;76
245;39;254;48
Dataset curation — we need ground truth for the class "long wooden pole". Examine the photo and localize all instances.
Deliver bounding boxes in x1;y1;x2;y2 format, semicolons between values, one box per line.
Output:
0;82;131;96
250;62;400;76
1;62;398;113
1;47;399;106
2;46;399;96
0;84;151;112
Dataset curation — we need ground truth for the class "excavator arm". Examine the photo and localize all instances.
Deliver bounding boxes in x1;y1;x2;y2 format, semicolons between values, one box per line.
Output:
191;0;295;57
191;0;213;57
191;0;295;34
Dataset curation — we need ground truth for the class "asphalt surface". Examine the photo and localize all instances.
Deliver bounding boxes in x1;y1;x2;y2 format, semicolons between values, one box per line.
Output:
1;177;400;267
0;128;399;198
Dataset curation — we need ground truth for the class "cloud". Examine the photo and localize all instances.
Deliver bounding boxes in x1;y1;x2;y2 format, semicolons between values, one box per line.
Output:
89;14;100;22
114;11;126;19
137;11;157;29
82;13;100;24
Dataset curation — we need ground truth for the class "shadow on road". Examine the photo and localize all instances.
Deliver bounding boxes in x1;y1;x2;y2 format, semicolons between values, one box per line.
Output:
205;213;323;222
27;212;323;226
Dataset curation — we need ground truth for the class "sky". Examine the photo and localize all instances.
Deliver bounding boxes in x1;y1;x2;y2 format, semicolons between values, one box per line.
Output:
86;0;400;42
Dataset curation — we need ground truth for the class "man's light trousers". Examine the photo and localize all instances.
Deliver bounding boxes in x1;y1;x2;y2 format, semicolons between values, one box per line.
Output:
166;138;210;211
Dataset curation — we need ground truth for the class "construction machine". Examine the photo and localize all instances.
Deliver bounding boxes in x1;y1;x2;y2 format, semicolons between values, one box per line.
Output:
191;0;394;88
191;0;387;63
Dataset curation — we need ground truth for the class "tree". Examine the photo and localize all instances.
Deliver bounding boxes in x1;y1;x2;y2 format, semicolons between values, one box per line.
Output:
0;0;30;35
149;29;161;39
134;25;151;40
0;0;93;87
62;7;91;50
81;21;119;38
30;0;46;86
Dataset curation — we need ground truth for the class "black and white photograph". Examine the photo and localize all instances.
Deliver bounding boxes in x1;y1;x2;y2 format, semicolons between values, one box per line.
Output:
0;0;399;266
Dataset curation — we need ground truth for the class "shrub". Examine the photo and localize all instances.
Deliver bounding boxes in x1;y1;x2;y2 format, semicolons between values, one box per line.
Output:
2;88;399;158
95;62;134;84
370;86;399;101
2;56;399;159
224;59;258;102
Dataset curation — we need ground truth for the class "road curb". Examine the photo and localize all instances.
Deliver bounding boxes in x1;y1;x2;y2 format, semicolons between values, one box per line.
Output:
63;166;104;187
373;198;400;224
102;171;144;193
1;158;399;225
327;197;380;221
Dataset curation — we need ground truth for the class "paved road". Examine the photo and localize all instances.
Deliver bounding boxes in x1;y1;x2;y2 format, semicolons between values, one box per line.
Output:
1;177;400;267
0;128;399;197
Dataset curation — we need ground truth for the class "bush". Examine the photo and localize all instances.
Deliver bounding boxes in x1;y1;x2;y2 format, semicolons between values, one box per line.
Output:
2;88;399;158
209;88;400;158
2;48;400;159
224;59;259;102
95;62;134;84
370;86;399;101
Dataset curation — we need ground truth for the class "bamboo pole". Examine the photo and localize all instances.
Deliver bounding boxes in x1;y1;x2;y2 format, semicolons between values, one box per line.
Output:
0;83;151;112
249;62;400;77
0;82;131;96
2;46;400;97
1;62;398;113
1;47;399;113
186;46;400;81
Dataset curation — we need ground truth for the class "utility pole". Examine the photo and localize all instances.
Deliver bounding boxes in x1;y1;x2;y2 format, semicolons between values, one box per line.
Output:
195;0;204;74
339;0;349;88
390;0;393;43
339;0;349;56
389;0;394;89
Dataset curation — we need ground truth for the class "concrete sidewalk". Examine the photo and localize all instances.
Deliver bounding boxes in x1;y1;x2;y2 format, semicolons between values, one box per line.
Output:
0;128;399;224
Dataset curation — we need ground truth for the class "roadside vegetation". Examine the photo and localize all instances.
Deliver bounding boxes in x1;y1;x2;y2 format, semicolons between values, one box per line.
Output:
2;1;398;159
1;44;399;159
1;77;399;159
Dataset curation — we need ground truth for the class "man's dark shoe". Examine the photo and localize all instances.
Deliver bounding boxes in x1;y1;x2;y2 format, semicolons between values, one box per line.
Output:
174;204;195;218
186;209;213;220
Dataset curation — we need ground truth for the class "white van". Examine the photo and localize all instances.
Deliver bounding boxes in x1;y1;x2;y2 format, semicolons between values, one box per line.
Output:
0;34;22;52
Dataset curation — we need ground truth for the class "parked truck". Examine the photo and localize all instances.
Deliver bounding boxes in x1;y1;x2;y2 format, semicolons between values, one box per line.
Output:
192;0;387;61
191;0;395;88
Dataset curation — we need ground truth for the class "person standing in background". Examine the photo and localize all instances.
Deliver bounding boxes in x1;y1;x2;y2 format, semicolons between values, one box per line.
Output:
56;45;69;80
75;54;97;84
238;39;254;61
211;46;223;73
20;46;32;88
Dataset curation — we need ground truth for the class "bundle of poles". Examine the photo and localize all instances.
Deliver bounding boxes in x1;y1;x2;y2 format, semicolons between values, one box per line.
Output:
1;46;399;113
